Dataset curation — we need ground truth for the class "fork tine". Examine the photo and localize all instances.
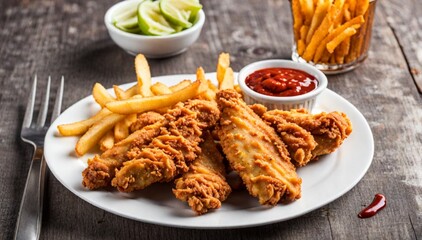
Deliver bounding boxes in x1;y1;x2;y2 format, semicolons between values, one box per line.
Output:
51;76;64;122
36;76;51;127
22;75;37;129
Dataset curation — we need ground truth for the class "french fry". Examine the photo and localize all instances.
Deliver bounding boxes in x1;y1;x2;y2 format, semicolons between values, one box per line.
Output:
57;108;112;136
114;114;137;142
113;85;126;100
207;80;218;92
169;80;192;92
306;0;331;44
333;1;347;28
198;89;216;101
75;113;125;156
216;53;230;85
114;84;138;100
334;0;345;10
150;82;172;95
298;25;309;56
135;54;153;97
219;67;234;90
99;130;114;151
335;38;351;64
312;16;364;62
302;8;337;61
291;0;304;41
320;50;331;63
92;83;115;107
195;79;218;101
348;0;356;18
105;80;208;115
356;0;369;16
234;84;242;94
344;4;351;21
299;0;315;25
196;67;206;82
297;39;306;55
349;0;371;63
331;54;337;64
300;25;309;42
326;27;357;53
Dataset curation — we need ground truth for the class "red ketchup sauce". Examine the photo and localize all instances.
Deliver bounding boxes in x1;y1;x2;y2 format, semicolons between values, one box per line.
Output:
358;194;386;218
245;68;318;97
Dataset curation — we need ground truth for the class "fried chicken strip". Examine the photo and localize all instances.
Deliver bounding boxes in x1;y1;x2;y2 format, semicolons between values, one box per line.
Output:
82;112;166;190
250;104;317;167
111;100;220;192
173;132;231;215
130;111;164;133
262;108;352;159
216;90;301;205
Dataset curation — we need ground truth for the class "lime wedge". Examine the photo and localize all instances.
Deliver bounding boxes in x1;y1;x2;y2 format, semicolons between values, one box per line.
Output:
116;16;139;29
112;1;143;24
159;0;202;29
137;0;178;36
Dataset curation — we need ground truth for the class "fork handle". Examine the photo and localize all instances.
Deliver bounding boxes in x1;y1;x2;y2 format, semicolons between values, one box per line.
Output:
14;147;46;240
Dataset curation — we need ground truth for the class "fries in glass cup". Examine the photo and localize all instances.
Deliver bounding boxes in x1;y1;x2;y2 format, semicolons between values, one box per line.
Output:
291;0;377;74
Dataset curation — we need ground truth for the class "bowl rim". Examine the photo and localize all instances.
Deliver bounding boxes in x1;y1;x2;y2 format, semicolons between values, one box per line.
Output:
238;59;328;103
104;0;205;40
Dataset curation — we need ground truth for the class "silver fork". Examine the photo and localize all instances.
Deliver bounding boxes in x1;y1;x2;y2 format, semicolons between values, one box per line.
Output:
14;76;64;240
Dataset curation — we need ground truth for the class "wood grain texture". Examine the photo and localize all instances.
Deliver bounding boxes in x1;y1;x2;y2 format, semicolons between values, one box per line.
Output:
377;0;422;93
0;0;420;239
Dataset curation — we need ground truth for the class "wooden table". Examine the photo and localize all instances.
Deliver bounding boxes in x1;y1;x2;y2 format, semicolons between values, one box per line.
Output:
1;0;421;239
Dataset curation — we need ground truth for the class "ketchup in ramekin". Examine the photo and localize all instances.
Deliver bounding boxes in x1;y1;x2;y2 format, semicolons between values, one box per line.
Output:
245;68;318;97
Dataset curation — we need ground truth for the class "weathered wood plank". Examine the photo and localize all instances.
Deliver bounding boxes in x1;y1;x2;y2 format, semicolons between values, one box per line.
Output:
326;0;422;238
378;0;422;93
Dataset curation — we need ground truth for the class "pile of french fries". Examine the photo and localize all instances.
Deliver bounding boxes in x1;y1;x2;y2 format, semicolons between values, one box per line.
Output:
57;53;236;156
292;0;375;65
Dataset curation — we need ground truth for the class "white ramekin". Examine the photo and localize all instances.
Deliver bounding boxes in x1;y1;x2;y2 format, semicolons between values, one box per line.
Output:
238;59;328;112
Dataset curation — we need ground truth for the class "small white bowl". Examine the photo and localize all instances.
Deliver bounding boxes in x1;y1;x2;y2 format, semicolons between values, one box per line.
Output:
238;59;328;112
104;0;205;58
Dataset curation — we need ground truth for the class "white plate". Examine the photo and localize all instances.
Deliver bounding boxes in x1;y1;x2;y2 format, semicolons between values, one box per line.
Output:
44;73;374;229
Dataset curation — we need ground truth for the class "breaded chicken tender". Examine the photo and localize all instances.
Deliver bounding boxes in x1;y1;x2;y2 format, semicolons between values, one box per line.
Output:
216;89;302;205
82;112;166;190
173;132;231;215
111;100;220;192
250;104;317;167
262;109;352;159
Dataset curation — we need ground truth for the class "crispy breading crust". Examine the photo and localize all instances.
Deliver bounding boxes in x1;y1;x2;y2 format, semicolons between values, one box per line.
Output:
253;106;317;167
111;100;220;192
173;132;231;215
130;111;164;133
82;113;166;190
216;90;302;205
262;109;352;159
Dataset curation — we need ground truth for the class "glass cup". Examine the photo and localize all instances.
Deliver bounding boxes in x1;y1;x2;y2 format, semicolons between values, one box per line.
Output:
290;0;377;74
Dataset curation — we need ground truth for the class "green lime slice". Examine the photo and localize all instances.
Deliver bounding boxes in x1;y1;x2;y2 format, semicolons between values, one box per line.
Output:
159;0;202;29
115;16;139;29
137;0;178;36
115;24;143;34
112;1;142;24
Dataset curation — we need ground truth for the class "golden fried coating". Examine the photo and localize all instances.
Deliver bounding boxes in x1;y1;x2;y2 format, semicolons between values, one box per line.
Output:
82;114;166;190
130;111;164;133
262;109;352;159
173;132;231;215
111;100;220;192
216;89;302;205
254;106;317;167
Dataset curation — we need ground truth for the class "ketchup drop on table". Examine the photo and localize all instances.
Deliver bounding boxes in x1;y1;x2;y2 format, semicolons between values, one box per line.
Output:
358;194;386;218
